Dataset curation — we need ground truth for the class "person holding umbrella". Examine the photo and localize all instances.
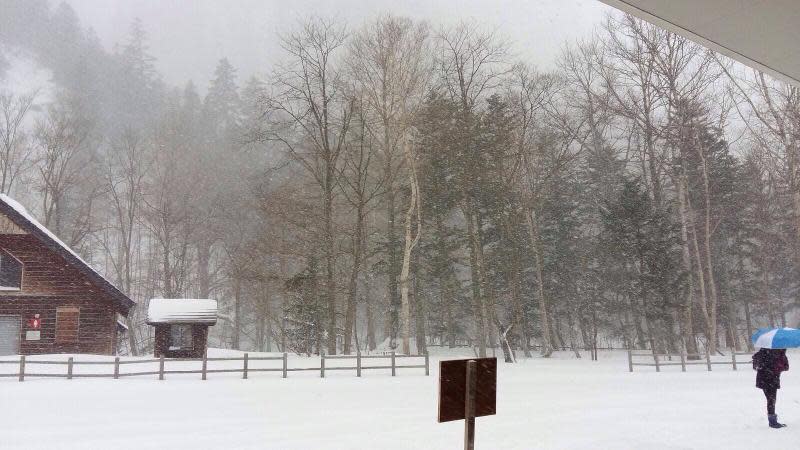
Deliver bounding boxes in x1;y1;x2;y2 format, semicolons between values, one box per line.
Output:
752;328;795;428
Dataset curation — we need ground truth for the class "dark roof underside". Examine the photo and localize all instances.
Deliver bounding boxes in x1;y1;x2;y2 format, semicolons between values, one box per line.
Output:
598;0;800;87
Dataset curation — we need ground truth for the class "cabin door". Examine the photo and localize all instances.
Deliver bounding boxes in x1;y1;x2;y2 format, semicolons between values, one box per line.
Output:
0;315;20;355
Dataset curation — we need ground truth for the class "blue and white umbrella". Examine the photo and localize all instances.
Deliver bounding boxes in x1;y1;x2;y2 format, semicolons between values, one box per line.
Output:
752;327;800;349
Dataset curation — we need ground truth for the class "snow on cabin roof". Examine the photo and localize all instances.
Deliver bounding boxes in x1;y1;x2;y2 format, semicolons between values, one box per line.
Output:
0;194;135;312
147;299;218;325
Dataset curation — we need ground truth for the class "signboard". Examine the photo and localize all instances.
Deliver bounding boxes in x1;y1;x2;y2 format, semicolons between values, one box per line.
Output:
25;330;40;341
438;357;497;422
27;315;41;329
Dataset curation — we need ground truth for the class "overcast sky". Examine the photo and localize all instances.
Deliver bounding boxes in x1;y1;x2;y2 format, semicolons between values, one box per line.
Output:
65;0;614;91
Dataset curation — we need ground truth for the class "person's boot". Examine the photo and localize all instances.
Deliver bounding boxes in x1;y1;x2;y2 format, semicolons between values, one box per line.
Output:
768;414;787;428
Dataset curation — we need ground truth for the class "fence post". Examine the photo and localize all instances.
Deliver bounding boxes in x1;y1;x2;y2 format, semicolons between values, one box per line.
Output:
705;348;712;372
18;355;25;382
731;349;737;371
356;351;361;377
391;351;396;377
114;357;120;379
281;316;287;353
282;352;288;379
464;359;477;450
67;357;73;380
243;353;249;380
679;350;686;372
425;352;430;376
159;355;165;380
201;351;207;381
320;354;325;378
627;349;633;372
653;353;660;372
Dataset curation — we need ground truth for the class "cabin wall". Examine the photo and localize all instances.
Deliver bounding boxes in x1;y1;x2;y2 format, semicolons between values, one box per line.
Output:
0;296;116;354
153;324;209;358
0;234;110;296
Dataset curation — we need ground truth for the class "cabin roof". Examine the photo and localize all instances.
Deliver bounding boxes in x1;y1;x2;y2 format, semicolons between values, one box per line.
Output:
0;194;135;312
147;299;218;325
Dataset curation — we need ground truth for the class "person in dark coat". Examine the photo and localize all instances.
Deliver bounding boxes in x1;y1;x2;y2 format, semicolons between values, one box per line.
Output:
753;348;789;428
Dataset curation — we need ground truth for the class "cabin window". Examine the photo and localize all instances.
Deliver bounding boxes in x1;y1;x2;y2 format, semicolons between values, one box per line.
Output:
169;325;193;350
0;249;22;290
56;306;80;344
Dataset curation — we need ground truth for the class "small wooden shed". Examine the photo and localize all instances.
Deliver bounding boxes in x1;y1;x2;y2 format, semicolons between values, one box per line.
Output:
146;299;217;358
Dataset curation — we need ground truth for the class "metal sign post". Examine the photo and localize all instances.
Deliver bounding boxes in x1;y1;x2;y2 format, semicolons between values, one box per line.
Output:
464;360;477;450
438;357;497;450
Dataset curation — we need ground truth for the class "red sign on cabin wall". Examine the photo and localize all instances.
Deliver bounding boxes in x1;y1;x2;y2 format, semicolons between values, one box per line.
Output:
28;314;40;329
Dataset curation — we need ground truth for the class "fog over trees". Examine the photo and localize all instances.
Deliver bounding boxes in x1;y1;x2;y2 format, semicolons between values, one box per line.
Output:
1;1;798;360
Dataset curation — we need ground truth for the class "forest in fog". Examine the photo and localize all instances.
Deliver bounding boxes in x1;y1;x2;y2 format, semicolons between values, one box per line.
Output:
1;1;798;360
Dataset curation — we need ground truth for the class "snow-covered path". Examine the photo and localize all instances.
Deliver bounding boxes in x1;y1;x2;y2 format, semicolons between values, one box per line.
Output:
0;349;795;449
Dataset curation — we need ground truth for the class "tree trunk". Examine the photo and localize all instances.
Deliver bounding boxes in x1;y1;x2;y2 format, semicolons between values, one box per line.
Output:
197;241;212;298
256;292;265;352
386;167;400;348
399;136;421;356
364;278;377;351
344;204;365;355
552;318;566;350
509;252;531;357
627;293;646;349
677;175;699;359
434;215;458;350
497;323;514;363
696;141;720;356
232;276;241;350
464;203;488;357
162;234;173;298
688;201;714;353
324;177;337;355
265;288;272;352
413;252;427;355
566;308;581;359
475;212;496;354
525;208;553;356
762;254;776;327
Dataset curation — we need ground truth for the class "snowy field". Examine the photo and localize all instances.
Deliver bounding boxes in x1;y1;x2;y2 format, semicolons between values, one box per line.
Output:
0;348;797;450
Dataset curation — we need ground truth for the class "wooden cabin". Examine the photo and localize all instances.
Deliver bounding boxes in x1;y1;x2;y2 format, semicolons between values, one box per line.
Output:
147;298;217;358
0;195;135;356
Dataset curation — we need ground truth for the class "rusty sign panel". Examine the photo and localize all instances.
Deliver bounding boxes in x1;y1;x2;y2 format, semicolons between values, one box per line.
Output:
438;357;496;423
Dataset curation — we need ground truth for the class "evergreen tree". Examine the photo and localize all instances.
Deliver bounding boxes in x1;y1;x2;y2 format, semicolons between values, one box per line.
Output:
203;58;241;138
602;178;683;350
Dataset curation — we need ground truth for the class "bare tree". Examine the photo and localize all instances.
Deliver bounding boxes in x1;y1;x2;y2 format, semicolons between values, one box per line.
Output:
506;64;560;357
265;17;353;354
0;91;36;194
34;94;94;238
336;97;383;354
721;63;800;280
141;96;199;300
102;127;150;355
436;21;510;357
347;15;431;350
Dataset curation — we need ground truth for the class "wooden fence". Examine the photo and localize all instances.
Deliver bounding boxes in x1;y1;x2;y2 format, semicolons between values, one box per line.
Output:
0;352;430;382
628;349;753;372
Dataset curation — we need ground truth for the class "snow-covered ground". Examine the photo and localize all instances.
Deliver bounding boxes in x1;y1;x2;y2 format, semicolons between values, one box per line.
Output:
0;348;795;449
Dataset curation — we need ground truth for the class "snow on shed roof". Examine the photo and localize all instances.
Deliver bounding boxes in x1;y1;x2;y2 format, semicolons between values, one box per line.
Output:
0;194;135;312
147;299;218;325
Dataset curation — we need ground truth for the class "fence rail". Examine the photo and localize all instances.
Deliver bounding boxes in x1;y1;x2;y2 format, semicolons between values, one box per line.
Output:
628;349;752;373
2;351;429;382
